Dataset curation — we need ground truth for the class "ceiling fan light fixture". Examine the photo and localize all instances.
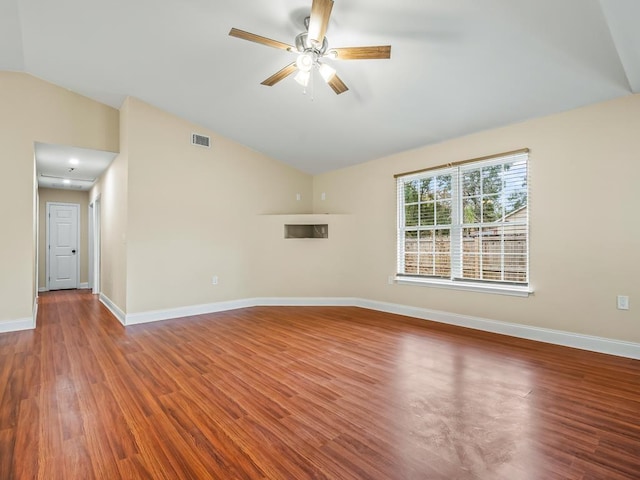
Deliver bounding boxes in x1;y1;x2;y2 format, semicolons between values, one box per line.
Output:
294;70;311;87
229;0;391;95
318;63;336;82
296;52;314;72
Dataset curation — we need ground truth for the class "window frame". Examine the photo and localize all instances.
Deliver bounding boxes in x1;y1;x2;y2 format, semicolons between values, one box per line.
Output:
396;152;531;297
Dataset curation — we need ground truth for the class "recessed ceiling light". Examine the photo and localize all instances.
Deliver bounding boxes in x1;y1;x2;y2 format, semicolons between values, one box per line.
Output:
69;158;79;165
63;179;71;184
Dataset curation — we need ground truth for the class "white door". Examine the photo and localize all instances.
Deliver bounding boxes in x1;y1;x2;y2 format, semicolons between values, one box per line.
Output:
47;203;80;290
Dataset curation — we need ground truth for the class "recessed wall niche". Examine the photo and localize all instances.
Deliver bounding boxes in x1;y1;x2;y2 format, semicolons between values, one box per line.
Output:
284;224;328;239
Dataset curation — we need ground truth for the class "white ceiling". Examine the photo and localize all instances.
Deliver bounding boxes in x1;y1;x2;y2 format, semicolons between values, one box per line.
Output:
3;0;640;176
35;143;117;191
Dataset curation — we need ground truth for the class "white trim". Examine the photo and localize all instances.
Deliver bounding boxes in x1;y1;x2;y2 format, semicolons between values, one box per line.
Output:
33;297;38;328
10;293;637;359
395;276;532;297
45;202;51;290
35;187;40;301
125;297;359;326
17;282;638;359
89;196;101;295
253;297;358;307
88;202;94;290
355;299;640;360
121;296;640;360
125;298;255;325
99;293;126;325
0;316;35;333
38;287;48;293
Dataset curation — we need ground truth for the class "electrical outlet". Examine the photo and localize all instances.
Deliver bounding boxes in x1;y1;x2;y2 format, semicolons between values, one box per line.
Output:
617;295;629;310
321;192;326;201
388;275;395;285
212;275;219;285
296;193;301;201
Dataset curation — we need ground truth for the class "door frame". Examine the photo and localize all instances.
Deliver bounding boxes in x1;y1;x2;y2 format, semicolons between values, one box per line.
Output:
89;196;101;294
45;202;81;291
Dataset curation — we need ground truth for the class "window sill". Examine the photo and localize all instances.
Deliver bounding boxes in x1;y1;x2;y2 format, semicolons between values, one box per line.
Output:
394;276;532;297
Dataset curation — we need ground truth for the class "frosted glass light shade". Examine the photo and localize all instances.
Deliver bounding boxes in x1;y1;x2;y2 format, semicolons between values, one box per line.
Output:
296;53;314;72
295;70;311;86
318;63;336;82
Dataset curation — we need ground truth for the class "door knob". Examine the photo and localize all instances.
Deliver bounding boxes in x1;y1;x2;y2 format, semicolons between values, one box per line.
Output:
72;250;76;254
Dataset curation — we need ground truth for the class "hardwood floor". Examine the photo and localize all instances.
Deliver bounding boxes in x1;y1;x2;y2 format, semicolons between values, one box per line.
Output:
1;290;639;479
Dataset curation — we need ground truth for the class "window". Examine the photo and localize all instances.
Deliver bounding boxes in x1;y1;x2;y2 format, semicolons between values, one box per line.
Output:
396;150;529;292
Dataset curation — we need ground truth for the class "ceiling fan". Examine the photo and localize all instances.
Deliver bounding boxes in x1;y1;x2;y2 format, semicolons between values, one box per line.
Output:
229;0;391;95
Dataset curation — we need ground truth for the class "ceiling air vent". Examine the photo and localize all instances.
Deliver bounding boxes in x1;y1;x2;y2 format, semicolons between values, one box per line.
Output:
191;133;211;148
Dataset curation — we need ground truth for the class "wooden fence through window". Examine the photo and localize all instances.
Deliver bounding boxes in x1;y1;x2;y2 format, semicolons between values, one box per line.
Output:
404;234;527;282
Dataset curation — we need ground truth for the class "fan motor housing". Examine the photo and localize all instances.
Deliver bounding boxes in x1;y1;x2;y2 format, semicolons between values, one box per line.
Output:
295;32;328;55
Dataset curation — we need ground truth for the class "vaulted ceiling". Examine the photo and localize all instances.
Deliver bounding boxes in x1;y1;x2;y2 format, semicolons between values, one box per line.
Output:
2;0;639;174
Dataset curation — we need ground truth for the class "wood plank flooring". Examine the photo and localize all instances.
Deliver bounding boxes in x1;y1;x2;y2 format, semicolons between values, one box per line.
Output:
1;289;639;479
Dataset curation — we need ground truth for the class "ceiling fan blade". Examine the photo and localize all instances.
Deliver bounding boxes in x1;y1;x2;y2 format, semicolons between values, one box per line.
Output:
308;0;334;45
261;63;297;86
327;74;348;95
331;46;392;60
229;28;294;51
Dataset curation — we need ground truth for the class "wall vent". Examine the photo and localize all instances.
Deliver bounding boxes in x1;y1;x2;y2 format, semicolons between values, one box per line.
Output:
191;133;211;148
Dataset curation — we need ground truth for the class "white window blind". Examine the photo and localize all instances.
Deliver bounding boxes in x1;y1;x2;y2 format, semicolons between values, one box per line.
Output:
396;150;529;287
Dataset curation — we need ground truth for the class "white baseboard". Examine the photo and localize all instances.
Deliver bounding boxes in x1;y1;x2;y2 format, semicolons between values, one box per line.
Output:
0;316;35;333
38;287;48;293
33;297;38;328
99;293;126;326
10;291;640;359
126;298;255;325
123;296;640;360
355;299;640;360
253;297;359;307
7;290;636;360
0;298;38;333
125;297;359;325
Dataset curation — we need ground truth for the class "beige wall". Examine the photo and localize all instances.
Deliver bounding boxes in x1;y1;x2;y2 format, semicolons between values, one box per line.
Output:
313;94;640;343
118;97;313;313
0;72;118;325
38;188;90;289
250;214;359;298
90;99;130;312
